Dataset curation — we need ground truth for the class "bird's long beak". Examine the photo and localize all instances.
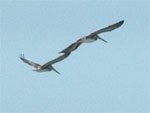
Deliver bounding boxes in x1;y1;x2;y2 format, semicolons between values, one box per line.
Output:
98;37;108;43
52;67;61;75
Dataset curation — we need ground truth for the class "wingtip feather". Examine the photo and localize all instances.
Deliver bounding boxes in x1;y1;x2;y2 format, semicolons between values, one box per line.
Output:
19;54;24;59
119;20;124;26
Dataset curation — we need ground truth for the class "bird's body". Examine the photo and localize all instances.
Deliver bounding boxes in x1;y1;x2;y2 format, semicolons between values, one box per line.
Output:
77;35;100;43
32;66;53;72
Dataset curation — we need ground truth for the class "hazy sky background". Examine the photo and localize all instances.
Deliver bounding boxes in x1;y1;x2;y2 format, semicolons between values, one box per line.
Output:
1;0;149;112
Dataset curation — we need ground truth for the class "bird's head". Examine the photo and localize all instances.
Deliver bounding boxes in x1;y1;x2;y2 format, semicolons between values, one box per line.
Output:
32;66;41;71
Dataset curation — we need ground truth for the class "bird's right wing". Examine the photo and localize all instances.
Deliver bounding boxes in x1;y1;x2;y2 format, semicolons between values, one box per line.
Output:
41;52;71;69
19;54;40;68
89;20;124;36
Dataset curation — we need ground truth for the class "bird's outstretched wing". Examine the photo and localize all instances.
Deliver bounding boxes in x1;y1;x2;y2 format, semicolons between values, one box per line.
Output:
59;42;82;54
19;54;41;68
89;20;124;36
41;52;71;69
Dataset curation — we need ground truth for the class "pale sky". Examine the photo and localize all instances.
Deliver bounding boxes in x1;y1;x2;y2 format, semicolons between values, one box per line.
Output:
1;0;149;112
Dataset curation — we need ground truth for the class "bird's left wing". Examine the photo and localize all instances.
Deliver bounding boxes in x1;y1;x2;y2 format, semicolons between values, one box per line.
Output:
41;52;71;69
19;54;40;68
89;20;124;36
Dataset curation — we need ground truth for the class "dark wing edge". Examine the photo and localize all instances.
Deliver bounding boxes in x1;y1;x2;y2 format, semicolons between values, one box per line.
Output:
19;54;40;67
59;41;82;54
41;52;71;69
90;20;124;36
58;43;75;53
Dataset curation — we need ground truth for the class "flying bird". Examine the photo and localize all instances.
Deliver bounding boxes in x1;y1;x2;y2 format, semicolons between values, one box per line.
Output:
59;20;124;54
77;20;124;43
19;53;71;74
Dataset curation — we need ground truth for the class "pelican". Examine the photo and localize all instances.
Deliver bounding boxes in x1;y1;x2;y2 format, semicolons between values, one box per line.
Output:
59;20;124;54
19;53;71;74
59;41;82;54
77;20;124;43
